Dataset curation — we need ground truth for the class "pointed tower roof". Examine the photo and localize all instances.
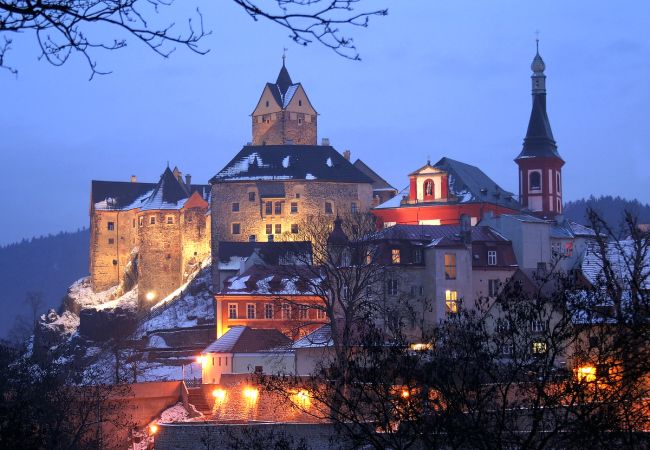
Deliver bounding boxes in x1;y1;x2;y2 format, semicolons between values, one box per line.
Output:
516;43;563;161
327;217;350;247
140;167;191;210
276;63;293;97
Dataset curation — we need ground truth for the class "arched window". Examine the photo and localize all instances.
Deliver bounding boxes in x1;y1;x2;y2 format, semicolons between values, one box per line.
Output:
423;179;434;199
529;171;541;191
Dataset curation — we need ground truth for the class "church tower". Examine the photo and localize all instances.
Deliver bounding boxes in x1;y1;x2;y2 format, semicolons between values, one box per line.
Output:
251;60;318;146
515;41;564;217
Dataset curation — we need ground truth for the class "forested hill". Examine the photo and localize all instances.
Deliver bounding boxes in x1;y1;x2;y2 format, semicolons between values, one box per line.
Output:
563;196;650;230
0;229;89;338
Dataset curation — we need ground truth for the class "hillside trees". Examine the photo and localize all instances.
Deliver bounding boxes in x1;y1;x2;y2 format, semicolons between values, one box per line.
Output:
1;0;386;77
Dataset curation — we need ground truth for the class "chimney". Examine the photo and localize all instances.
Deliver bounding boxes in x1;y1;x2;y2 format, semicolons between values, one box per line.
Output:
321;137;330;146
185;174;192;187
130;175;137;183
460;214;472;244
343;150;351;161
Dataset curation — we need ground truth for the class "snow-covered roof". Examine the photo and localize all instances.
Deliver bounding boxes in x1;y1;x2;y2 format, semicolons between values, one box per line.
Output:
203;326;292;354
292;325;333;349
581;239;650;289
220;264;319;296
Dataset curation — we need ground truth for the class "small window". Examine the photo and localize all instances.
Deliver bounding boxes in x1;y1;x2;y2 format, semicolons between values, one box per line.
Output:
529;171;541;191
351;202;358;214
290;202;298;214
247;303;256;319
228;304;237;319
387;279;399;296
112;259;118;265
107;222;115;231
487;250;497;266
291;224;299;234
264;303;274;319
299;305;308;319
424;179;434;197
444;253;457;280
268;234;274;242
295;193;301;199
132;219;136;228
265;100;269;107
248;235;256;242
249;192;256;202
150;216;156;225
325;202;333;214
316;308;326;320
218;357;221;367
266;224;273;235
275;224;282;234
531;320;545;333
166;215;174;225
232;202;240;212
139;216;144;227
298;100;302;106
282;303;291;319
232;223;241;235
413;249;423;264
557;198;562;213
275;202;282;215
391;248;401;264
532;341;547;355
265;202;273;215
445;290;459;314
488;279;500;297
108;238;115;245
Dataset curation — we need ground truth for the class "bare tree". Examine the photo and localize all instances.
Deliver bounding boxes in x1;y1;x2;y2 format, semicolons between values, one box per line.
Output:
1;0;386;77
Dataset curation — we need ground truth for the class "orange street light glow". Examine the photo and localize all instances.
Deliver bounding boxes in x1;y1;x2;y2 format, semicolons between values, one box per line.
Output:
149;424;159;434
212;388;226;401
243;387;259;401
196;355;205;365
577;365;597;383
401;389;410;399
145;291;156;301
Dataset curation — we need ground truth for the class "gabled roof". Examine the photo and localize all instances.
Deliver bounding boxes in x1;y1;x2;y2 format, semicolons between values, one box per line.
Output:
218;241;312;264
370;224;510;243
203;326;291;354
210;145;374;184
353;159;396;192
141;167;210;211
292;324;333;349
220;264;319;296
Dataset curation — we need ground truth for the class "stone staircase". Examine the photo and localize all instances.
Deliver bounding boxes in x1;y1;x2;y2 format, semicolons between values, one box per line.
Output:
187;386;212;415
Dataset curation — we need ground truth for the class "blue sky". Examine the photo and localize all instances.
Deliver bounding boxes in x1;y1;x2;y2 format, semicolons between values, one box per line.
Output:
1;0;649;245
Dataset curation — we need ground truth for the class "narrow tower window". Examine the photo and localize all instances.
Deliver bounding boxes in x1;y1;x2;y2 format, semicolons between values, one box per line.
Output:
529;171;541;191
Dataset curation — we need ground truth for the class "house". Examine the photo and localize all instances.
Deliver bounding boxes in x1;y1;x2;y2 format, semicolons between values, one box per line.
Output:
201;326;293;384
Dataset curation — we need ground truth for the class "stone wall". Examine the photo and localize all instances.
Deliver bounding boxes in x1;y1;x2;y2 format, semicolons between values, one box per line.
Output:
252;111;317;146
180;208;211;282
155;422;348;450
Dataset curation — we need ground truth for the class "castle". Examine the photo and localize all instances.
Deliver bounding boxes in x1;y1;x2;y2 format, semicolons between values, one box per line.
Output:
89;44;565;314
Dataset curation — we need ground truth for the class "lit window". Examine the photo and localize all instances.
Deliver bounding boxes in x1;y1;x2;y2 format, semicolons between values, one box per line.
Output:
291;224;298;234
387;279;399;296
351;202;358;214
247;303;256;319
266;224;273;235
275;224;282;234
391;249;401;264
265;202;273;215
282;303;291;319
445;290;458;314
264;303;273;319
488;279;499;297
232;223;241;235
299;305;308;319
249;192;256;202
576;365;597;383
150;216;156;225
444;254;457;280
532;341;547;354
487;250;497;266
275;202;282;215
290;202;298;214
228;304;237;319
325;202;333;214
107;222;115;231
232;202;239;212
139;216;144;227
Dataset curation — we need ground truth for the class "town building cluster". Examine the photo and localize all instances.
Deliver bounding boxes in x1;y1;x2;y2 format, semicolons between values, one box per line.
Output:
88;45;617;404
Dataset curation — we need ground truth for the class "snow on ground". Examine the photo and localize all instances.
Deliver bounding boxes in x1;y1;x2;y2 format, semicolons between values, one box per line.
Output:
159;402;191;423
40;310;80;336
67;277;137;311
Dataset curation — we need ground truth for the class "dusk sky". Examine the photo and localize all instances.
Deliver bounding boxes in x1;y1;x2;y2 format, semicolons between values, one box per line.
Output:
2;0;649;246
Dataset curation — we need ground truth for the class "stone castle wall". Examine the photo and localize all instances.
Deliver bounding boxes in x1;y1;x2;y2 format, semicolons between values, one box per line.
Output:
252;111;317;145
180;208;211;281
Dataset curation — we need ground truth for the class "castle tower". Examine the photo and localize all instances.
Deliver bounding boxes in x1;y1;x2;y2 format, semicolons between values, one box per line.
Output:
251;61;318;145
515;41;565;218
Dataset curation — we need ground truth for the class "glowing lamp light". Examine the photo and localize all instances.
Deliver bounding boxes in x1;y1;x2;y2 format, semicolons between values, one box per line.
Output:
212;388;226;402
145;291;156;301
577;365;597;383
149;424;159;434
196;355;206;365
243;387;259;401
292;389;311;407
410;343;432;351
401;389;410;399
